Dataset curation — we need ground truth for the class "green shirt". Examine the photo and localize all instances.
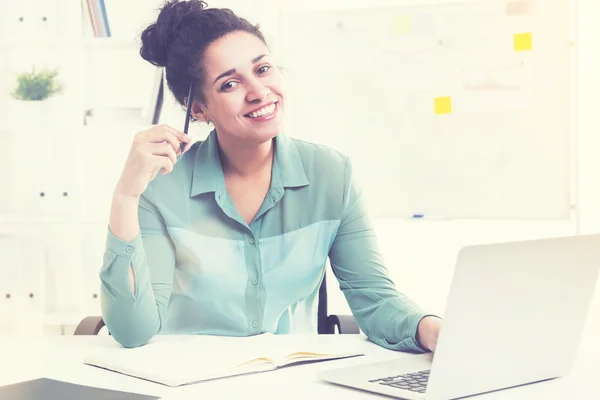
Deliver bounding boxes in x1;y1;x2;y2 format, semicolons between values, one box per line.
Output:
99;129;432;350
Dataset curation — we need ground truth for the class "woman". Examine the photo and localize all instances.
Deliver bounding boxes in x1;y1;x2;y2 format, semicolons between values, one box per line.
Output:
100;0;441;351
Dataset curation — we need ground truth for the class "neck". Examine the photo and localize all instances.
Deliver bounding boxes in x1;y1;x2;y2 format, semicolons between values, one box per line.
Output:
217;133;274;177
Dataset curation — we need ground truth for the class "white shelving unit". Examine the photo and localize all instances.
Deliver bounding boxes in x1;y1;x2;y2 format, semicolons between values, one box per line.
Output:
0;0;158;335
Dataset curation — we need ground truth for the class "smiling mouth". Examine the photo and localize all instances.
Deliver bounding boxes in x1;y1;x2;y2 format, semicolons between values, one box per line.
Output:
244;101;278;118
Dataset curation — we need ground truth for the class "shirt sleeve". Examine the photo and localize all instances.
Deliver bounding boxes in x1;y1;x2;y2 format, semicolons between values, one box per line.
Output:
328;156;437;353
99;184;176;348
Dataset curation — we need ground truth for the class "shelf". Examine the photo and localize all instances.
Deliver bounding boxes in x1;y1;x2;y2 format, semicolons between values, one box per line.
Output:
0;214;81;225
0;0;168;338
0;37;137;49
0;38;85;48
0;214;109;226
83;37;139;47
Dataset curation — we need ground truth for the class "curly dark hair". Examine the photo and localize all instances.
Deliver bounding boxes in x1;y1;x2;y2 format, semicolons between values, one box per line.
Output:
139;0;267;107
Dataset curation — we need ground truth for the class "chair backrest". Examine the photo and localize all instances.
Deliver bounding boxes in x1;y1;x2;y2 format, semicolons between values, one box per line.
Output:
317;273;328;334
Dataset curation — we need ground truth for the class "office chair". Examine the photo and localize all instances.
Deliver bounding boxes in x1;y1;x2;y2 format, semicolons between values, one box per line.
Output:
74;273;359;335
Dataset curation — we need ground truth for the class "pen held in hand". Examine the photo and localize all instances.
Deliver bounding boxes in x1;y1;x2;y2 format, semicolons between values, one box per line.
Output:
181;80;194;153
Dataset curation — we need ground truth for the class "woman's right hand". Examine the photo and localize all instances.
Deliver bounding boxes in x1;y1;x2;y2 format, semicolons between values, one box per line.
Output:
114;124;193;199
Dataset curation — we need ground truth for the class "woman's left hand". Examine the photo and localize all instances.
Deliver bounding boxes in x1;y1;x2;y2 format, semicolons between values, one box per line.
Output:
416;316;442;353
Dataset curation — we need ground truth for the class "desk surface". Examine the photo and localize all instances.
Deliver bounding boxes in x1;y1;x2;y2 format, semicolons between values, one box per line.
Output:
0;331;598;400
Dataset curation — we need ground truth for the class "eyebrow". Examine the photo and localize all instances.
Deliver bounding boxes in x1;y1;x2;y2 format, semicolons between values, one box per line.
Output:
213;54;269;85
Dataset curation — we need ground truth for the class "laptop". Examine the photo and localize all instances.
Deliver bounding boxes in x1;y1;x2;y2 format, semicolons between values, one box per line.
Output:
317;234;600;400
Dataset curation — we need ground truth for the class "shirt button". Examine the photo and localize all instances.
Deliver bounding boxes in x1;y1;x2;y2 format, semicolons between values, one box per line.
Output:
126;247;133;253
252;279;258;285
248;238;255;244
252;321;259;328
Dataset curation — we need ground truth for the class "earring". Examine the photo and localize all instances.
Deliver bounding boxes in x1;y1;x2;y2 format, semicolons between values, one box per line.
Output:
206;118;211;125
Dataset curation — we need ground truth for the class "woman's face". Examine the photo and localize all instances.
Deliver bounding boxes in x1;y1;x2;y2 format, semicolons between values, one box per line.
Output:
196;31;285;145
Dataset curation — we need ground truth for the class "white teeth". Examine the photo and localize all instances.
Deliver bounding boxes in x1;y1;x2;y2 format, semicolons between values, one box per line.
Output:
248;104;276;118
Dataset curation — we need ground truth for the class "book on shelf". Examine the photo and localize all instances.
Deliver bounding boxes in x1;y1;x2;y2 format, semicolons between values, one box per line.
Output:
83;0;111;38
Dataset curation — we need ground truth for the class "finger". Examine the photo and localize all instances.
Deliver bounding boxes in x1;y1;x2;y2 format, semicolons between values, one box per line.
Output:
174;133;192;156
150;143;177;166
182;140;194;153
150;167;161;180
163;124;192;144
153;155;174;175
147;130;183;155
175;136;194;156
149;125;191;146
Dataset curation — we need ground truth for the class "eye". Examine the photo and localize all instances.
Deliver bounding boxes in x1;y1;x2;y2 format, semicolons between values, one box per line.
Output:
257;65;271;75
220;80;239;91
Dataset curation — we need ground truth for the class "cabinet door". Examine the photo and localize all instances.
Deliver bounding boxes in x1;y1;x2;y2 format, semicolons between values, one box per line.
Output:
0;132;13;214
47;126;82;218
2;128;53;216
81;124;137;222
34;0;81;40
0;0;80;41
18;234;45;324
80;225;106;316
41;226;86;330
2;124;85;218
0;1;34;40
0;231;45;336
0;234;21;334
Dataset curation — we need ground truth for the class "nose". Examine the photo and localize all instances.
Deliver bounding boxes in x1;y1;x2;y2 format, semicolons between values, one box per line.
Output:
246;78;270;102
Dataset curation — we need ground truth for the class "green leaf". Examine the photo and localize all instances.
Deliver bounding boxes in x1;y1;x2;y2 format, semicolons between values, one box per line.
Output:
10;66;63;101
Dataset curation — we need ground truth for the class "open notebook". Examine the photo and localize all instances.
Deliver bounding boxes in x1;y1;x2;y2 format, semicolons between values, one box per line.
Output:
83;333;364;387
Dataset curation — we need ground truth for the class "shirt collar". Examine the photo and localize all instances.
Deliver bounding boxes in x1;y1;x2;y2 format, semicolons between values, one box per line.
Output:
190;129;224;197
190;130;309;198
273;131;310;189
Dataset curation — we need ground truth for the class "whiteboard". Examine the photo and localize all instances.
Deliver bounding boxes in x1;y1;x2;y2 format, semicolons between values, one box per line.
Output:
279;0;572;219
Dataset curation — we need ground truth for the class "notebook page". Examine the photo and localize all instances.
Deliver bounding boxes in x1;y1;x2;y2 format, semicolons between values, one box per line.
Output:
83;334;278;386
248;335;365;366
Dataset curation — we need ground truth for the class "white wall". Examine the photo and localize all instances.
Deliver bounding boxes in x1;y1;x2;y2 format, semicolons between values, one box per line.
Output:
322;0;599;335
119;0;600;331
2;0;598;335
574;0;600;334
578;0;600;236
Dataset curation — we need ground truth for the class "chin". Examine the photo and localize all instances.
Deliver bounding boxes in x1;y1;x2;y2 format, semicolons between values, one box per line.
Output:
251;117;284;140
251;127;281;145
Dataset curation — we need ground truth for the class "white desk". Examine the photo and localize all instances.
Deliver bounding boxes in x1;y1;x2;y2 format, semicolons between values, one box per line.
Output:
0;331;598;400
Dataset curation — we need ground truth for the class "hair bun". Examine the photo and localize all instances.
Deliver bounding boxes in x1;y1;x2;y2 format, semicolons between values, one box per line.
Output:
140;0;208;67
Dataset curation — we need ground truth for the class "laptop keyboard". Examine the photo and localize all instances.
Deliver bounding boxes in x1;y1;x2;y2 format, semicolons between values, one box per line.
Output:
368;369;430;393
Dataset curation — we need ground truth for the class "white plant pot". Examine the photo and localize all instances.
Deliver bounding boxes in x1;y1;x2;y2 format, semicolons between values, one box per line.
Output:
3;97;66;132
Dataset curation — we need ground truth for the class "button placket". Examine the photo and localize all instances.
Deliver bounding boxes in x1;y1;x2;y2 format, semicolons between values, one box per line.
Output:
245;228;261;333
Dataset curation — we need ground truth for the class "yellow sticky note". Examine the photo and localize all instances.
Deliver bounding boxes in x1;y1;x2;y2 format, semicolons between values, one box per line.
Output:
393;15;411;34
514;32;532;51
434;97;452;115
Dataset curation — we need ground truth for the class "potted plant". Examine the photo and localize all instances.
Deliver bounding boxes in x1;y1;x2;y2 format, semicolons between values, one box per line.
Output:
11;67;63;101
5;66;64;130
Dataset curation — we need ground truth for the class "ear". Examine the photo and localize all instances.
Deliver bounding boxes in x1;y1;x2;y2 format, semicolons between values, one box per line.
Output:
189;100;210;124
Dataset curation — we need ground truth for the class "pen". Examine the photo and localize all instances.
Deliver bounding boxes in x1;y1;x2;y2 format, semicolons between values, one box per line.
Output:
181;80;194;152
410;214;451;221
